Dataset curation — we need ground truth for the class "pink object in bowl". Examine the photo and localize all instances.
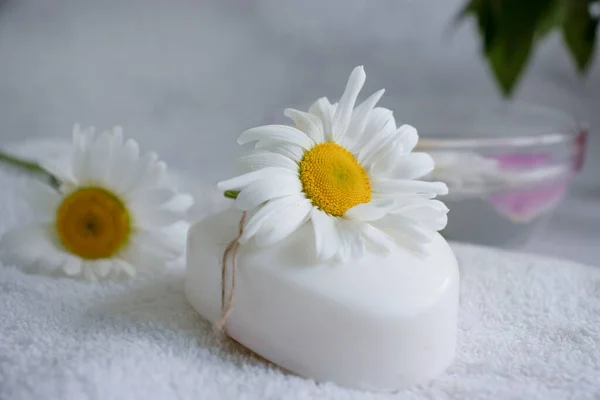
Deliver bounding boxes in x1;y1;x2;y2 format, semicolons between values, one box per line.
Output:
488;153;570;222
405;100;585;248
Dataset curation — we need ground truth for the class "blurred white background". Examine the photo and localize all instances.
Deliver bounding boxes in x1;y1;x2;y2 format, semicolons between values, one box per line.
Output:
0;0;598;263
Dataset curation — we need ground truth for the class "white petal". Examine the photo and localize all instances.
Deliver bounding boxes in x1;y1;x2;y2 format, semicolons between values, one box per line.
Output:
109;126;124;147
71;123;83;145
238;125;314;150
254;200;312;247
218;167;296;191
373;178;448;196
427;214;448;231
345;200;395;222
361;224;395;253
139;159;166;190
393;199;449;214
103;127;125;182
82;262;98;281
372;223;429;255
0;224;66;271
284;108;325;144
0;225;45;253
102;126;124;184
88;130;113;183
308;97;337;141
403;212;448;232
386;152;435;180
237;151;299;172
376;215;436;243
40;158;74;184
133;207;185;228
255;141;305;163
397;221;436;243
235;175;302;211
121;151;160;195
241;195;307;242
359;124;404;167
365;108;396;138
72;125;96;182
369;137;403;177
111;138;140;194
62;257;82;276
120;236;173;273
131;230;183;259
348;227;366;260
332;66;366;142
372;193;437;204
71;125;83;175
343;89;385;147
162;193;194;213
355;107;395;161
160;221;189;250
93;260;112;278
397;123;419;154
129;188;176;210
335;219;365;262
310;208;341;261
114;259;136;277
23;181;61;221
393;200;449;231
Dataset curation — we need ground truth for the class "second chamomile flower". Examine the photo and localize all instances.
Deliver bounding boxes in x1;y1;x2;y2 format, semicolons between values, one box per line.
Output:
0;125;193;280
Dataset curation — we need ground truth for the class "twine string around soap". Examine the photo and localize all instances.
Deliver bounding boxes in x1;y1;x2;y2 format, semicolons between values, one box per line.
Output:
215;211;247;333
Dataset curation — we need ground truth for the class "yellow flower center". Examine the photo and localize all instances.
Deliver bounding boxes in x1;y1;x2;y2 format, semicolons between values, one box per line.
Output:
299;142;371;216
56;187;131;259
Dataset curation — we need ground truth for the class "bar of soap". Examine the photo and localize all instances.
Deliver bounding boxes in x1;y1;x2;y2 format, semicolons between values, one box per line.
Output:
185;209;459;391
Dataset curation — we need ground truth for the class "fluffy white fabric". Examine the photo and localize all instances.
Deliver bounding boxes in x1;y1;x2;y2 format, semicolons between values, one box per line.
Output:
1;166;599;400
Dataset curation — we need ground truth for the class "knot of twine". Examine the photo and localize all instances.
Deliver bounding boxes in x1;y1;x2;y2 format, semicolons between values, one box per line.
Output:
214;211;247;334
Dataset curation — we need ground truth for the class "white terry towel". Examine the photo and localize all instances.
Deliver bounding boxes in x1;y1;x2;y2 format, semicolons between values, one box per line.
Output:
0;167;599;400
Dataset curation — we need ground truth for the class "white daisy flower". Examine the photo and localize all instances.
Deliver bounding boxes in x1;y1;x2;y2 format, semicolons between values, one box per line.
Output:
218;66;449;262
0;125;193;280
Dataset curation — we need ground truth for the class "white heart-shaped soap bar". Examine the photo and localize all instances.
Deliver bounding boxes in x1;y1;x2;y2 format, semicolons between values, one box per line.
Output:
185;209;459;391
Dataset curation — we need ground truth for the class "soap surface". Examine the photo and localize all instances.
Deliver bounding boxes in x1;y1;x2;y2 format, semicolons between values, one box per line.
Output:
185;209;459;391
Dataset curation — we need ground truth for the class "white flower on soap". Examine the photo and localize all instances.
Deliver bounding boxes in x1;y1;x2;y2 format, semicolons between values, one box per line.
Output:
0;125;193;280
219;66;449;261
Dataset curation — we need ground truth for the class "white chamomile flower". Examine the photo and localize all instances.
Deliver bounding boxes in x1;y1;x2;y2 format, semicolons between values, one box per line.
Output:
0;125;193;280
218;66;449;262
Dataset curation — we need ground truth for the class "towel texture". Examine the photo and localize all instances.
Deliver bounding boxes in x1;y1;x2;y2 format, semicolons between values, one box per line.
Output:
1;165;599;400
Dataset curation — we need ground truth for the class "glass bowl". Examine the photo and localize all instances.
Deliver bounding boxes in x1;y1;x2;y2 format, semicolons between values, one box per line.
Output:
399;100;587;248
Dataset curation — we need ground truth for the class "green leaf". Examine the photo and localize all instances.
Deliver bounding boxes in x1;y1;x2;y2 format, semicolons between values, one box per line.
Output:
535;0;564;39
457;0;498;52
224;190;240;199
458;0;560;96
456;0;477;20
487;30;535;96
483;0;545;96
563;0;599;73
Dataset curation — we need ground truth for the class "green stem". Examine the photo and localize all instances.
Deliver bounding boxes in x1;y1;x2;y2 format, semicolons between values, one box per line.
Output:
0;149;60;188
224;190;240;199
